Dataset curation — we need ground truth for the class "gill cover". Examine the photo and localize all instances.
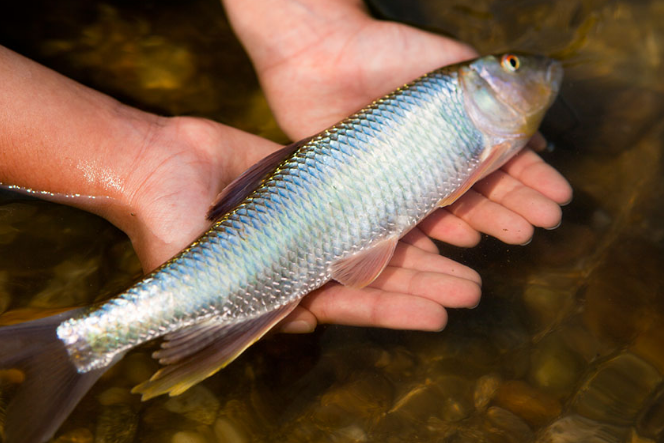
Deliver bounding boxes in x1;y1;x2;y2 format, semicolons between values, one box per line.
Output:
460;53;563;139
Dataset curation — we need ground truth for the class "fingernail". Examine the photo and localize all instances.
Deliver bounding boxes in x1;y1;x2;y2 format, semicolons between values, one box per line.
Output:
520;237;533;246
280;320;315;334
561;194;574;206
545;220;562;231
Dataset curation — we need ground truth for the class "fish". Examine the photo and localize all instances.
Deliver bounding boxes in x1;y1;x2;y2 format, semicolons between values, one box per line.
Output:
0;53;562;443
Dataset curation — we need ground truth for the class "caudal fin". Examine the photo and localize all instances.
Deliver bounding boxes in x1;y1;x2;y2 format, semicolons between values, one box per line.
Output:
0;310;110;443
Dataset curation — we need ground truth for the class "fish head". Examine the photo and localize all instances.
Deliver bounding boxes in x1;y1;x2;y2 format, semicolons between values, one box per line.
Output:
460;53;563;141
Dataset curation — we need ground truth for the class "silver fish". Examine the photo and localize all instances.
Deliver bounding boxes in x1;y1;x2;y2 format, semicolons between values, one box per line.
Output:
0;53;562;443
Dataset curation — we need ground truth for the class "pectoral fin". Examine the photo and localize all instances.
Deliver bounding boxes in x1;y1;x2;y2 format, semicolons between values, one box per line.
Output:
330;236;399;289
132;301;298;400
437;142;509;208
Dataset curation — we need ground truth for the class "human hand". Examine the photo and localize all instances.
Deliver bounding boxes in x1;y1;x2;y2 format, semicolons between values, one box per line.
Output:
222;0;572;332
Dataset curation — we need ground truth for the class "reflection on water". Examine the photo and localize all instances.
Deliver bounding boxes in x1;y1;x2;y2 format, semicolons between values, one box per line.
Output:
1;0;663;441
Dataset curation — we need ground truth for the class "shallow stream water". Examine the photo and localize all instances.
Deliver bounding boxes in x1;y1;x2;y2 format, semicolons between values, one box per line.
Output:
1;0;663;442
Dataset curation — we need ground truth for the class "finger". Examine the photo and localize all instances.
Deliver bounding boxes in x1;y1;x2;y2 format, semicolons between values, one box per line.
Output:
450;189;535;245
474;170;563;229
277;306;318;333
417;209;482;247
400;227;439;253
502;148;573;205
389;242;481;284
369;266;482;309
300;283;449;331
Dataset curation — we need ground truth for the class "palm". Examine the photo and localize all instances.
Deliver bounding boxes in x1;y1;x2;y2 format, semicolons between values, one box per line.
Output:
256;20;477;138
126;118;281;272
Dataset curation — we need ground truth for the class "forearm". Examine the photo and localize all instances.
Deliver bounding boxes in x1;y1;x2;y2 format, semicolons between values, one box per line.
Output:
0;45;158;219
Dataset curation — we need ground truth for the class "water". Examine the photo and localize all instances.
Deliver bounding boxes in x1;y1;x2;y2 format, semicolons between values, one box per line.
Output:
1;0;663;441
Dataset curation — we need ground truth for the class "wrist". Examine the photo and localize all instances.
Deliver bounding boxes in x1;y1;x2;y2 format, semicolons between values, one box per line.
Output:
88;105;170;241
108;115;228;271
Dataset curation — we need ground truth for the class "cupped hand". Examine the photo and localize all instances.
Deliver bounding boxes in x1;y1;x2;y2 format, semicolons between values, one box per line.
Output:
221;0;573;331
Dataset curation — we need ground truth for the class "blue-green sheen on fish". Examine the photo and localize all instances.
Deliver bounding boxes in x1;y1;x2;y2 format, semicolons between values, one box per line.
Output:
0;53;562;443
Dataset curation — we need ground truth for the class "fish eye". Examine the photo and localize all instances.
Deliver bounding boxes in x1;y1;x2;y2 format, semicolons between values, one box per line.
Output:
501;54;520;72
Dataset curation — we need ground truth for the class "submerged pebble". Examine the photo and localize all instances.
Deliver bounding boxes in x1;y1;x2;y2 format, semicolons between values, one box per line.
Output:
171;430;208;443
0;203;38;225
387;382;444;424
164;385;220;426
213;399;265;442
330;425;368;443
28;257;101;309
631;324;664;374
627;428;657;443
432;375;474;423
521;280;576;335
636;384;664;439
95;404;139;443
474;373;502;412
97;387;134;407
555;322;613;365
493;380;562;427
0;271;11;315
121;352;160;387
536;414;629;443
312;372;393;429
53;428;94;443
485;406;534;443
571;352;662;425
213;417;248;443
529;332;584;397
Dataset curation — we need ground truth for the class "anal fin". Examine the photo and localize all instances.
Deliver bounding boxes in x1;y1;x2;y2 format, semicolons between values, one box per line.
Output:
331;236;399;289
132;301;298;400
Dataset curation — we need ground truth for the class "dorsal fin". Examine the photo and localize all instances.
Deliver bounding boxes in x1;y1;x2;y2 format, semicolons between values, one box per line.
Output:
206;137;313;221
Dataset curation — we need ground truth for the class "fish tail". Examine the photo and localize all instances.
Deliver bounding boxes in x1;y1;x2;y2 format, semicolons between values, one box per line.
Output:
0;309;114;443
